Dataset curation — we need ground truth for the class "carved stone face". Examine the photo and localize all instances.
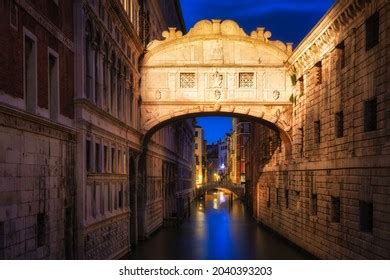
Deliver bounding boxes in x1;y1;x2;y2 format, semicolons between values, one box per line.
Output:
273;90;280;100
214;90;221;100
155;90;162;100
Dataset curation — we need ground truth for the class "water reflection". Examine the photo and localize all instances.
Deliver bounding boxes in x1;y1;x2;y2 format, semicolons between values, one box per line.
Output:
125;191;315;260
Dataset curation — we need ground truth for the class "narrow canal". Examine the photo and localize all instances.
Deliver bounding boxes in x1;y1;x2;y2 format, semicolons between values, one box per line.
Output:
126;191;314;260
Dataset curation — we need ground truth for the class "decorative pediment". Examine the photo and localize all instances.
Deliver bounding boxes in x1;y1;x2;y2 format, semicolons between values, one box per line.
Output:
146;19;291;57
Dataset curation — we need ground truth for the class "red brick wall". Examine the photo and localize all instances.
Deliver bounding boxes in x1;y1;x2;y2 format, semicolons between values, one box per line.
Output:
0;0;74;118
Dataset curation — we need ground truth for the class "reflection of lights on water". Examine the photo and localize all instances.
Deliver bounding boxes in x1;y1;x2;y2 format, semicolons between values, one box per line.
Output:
219;191;226;203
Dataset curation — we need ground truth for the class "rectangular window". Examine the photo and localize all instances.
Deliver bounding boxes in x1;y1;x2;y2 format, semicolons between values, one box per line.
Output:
266;187;271;208
118;150;121;173
299;127;304;157
180;73;196;88
108;186;112;212
95;143;101;173
195;143;198;149
123;151;126;173
359;201;373;232
48;52;59;121
311;193;318;216
364;98;377;132
315;61;322;85
298;76;304;95
285;189;289;209
24;32;37;113
335;111;344;138
276;188;279;206
100;186;104;216
119;185;123;209
37;213;46;247
10;0;18;30
336;41;346;68
86;140;91;172
114;185;118;210
366;12;379;51
111;147;115;173
314;120;321;144
104;145;108;172
331;196;340;223
239;72;254;88
91;185;96;218
195;131;198;137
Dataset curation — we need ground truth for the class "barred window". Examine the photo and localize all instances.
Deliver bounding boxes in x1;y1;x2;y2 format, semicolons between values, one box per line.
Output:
314;61;322;85
364;98;377;132
314;120;321;144
335;111;344;138
366;12;379;51
285;189;289;209
298;76;304;95
336;41;346;69
37;213;46;247
331;196;340;223
359;201;373;232
310;193;318;216
180;73;196;88
239;72;254;88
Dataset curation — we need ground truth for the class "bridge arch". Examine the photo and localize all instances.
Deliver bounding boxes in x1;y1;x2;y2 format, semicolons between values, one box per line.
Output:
196;181;246;200
140;19;294;149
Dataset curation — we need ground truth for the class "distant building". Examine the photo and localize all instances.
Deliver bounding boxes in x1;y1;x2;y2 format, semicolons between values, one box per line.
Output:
230;118;251;184
218;135;229;181
194;126;207;186
206;143;219;182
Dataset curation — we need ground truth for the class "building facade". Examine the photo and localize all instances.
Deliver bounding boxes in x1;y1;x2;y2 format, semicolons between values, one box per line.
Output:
0;0;76;260
218;136;229;181
194;126;207;187
206;143;219;183
0;0;194;260
229;118;251;184
247;0;390;259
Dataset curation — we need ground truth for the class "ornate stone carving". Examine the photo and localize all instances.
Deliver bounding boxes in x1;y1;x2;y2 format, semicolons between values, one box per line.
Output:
214;90;222;100
273;90;280;100
155;90;162;100
211;70;223;88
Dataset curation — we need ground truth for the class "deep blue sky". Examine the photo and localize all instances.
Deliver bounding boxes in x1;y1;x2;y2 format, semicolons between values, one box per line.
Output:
180;0;335;143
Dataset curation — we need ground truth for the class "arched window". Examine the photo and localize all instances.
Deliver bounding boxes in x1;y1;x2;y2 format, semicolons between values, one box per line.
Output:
117;60;122;119
103;42;109;110
85;20;92;99
110;52;116;114
94;32;101;105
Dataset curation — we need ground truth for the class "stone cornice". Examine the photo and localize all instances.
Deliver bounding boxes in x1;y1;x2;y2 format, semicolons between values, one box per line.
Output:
0;103;76;141
289;0;368;77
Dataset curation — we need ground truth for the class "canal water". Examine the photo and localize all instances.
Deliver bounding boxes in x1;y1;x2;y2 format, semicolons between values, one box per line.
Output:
126;191;314;260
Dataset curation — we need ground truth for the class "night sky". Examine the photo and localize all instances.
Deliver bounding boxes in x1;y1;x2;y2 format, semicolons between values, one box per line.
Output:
180;0;335;143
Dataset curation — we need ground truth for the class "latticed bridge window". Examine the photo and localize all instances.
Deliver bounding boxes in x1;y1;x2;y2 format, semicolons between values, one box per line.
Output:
239;72;254;88
180;73;196;88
